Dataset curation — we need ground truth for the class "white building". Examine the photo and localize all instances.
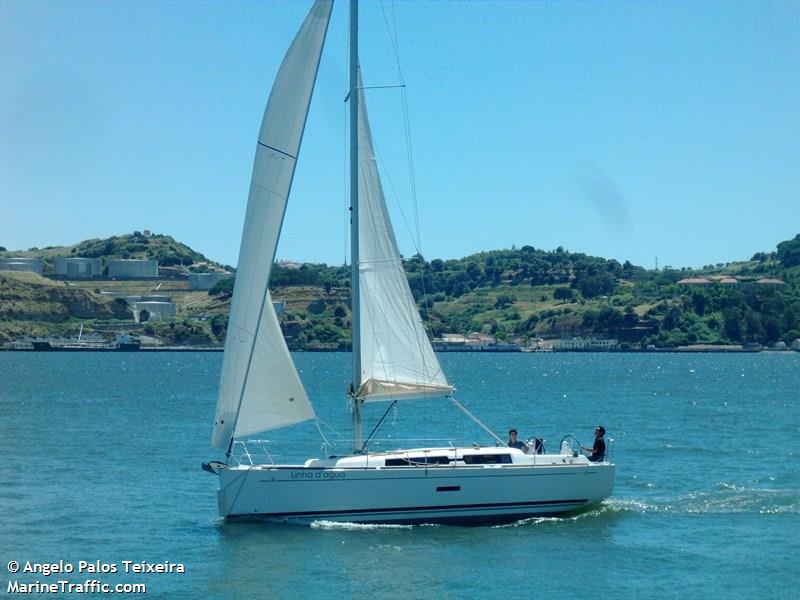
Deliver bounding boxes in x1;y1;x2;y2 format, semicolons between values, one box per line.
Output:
551;337;619;351
441;333;468;345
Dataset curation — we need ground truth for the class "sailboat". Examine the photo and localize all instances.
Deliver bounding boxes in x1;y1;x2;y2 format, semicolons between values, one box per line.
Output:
204;0;614;525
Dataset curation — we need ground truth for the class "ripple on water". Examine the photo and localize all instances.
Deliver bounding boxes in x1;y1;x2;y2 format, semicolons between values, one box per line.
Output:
680;482;800;515
608;483;800;516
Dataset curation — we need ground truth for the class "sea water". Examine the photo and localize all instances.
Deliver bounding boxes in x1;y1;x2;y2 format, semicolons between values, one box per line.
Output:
1;352;797;599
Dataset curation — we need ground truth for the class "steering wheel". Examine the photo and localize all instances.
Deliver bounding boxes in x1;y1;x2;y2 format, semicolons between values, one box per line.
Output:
559;435;581;456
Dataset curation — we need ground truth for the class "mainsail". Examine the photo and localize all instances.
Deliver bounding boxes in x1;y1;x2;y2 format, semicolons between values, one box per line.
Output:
212;0;333;449
354;75;453;402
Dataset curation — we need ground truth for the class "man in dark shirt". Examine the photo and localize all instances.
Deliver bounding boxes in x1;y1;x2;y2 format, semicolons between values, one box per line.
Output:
507;429;527;451
582;426;606;462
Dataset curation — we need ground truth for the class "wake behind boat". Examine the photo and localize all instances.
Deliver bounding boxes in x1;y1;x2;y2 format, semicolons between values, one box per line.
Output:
204;0;614;526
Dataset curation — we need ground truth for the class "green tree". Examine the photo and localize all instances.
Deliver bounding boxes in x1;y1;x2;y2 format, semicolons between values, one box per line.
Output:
690;290;709;315
209;277;235;297
111;298;131;319
776;234;800;267
744;311;764;342
722;307;743;341
210;314;228;338
553;287;574;301
494;294;515;309
577;273;615;298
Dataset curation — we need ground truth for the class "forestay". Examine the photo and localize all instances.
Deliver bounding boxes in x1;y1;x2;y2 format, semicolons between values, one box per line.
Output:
212;0;333;449
355;75;453;402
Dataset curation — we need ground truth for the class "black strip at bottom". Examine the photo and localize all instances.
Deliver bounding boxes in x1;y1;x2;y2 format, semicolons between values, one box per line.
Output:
227;498;590;526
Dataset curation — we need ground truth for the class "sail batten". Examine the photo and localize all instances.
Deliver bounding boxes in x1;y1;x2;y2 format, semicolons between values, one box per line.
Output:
355;72;453;403
212;0;333;449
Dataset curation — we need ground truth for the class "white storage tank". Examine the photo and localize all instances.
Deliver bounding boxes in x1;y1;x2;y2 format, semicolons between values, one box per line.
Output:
0;257;44;274
107;259;158;278
188;272;234;291
131;301;177;322
54;257;103;278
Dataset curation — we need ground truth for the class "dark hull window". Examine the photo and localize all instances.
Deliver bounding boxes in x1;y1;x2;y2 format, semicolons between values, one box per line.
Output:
462;454;512;465
385;456;451;467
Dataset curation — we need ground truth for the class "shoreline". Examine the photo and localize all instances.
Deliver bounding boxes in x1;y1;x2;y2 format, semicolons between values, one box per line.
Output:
2;346;797;354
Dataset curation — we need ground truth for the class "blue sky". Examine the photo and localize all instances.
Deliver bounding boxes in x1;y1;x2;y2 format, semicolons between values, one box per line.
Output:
2;0;798;270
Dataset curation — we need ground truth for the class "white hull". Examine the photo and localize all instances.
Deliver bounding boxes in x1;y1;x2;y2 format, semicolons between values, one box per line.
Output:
215;448;614;525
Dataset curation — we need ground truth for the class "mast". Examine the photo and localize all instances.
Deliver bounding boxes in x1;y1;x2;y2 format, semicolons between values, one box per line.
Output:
349;0;363;451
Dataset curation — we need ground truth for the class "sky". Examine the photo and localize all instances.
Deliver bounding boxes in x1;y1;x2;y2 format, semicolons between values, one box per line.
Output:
1;0;798;270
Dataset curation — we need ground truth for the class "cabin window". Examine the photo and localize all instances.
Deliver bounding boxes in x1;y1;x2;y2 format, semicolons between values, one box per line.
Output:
423;455;451;464
385;455;451;466
462;453;512;465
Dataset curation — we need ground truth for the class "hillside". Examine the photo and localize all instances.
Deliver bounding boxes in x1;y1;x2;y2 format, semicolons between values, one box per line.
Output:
0;272;132;341
255;235;800;350
1;233;799;349
403;239;800;348
0;231;230;274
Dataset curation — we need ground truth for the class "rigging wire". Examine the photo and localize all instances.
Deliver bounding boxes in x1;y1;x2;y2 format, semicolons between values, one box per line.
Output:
315;415;349;444
449;396;506;447
378;0;443;446
346;2;449;450
343;18;351;267
377;0;439;374
343;95;349;266
377;0;419;252
379;0;421;246
353;0;437;372
361;400;398;451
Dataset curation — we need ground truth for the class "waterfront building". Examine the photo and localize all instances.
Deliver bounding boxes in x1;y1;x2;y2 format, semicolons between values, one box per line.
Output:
550;337;619;351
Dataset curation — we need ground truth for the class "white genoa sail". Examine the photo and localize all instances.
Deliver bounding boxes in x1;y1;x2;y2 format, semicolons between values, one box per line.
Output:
355;76;453;402
212;0;333;449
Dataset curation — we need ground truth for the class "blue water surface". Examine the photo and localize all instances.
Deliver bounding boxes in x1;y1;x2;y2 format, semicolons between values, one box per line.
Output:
1;352;798;599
